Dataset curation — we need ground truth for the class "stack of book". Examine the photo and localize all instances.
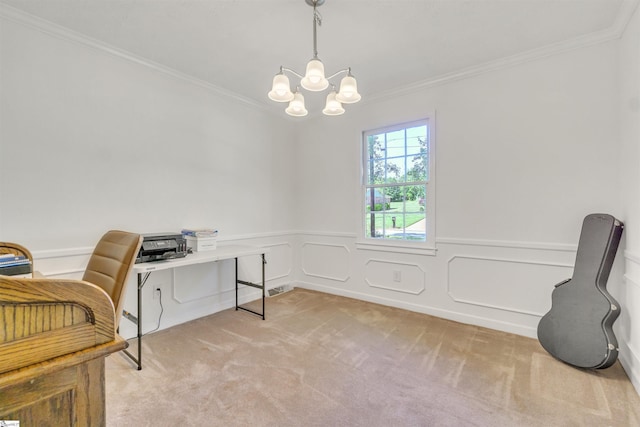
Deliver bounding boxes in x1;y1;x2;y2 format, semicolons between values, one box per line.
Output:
181;228;218;252
0;254;32;277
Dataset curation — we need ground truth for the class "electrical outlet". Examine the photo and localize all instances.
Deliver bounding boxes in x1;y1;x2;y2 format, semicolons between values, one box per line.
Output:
393;270;401;282
154;287;161;299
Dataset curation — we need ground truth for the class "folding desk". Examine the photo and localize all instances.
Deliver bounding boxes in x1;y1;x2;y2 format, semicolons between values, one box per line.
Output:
123;244;267;370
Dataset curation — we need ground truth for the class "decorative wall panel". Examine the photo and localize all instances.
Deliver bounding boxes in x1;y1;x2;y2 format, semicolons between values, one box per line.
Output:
301;242;350;282
622;252;640;387
173;262;225;304
447;255;573;316
364;259;425;295
263;242;293;281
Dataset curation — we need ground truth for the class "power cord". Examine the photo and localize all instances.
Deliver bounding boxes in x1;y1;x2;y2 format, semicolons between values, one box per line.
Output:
142;287;164;336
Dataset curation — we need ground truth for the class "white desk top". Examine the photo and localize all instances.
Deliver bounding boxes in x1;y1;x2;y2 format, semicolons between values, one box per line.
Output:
132;244;268;273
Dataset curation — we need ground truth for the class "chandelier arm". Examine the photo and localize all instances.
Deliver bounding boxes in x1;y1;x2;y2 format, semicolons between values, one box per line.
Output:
325;68;352;81
281;67;305;79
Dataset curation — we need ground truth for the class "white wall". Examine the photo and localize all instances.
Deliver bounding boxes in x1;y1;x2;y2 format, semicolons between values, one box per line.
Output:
617;2;640;394
0;16;297;336
0;18;296;247
294;41;621;338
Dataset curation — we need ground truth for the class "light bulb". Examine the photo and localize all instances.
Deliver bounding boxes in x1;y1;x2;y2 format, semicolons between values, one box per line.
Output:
268;73;294;102
301;59;329;91
323;90;345;116
336;74;361;104
285;91;308;117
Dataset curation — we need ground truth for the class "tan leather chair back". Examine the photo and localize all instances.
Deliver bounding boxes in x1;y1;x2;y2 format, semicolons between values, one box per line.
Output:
82;230;142;329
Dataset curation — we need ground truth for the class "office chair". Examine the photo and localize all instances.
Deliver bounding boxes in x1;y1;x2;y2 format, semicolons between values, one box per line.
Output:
82;230;143;329
0;242;33;264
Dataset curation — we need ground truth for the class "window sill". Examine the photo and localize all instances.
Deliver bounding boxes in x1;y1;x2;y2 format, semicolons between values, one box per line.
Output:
356;240;437;256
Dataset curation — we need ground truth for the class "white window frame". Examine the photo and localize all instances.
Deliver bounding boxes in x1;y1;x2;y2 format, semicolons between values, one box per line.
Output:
357;115;436;256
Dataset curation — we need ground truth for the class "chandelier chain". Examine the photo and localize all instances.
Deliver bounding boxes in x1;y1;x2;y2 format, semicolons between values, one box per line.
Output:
312;7;322;58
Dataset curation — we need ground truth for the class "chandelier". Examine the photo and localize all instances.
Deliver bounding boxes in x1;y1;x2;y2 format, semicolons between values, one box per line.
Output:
268;0;361;117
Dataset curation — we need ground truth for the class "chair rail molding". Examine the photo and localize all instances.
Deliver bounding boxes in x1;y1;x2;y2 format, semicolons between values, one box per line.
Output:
436;237;577;252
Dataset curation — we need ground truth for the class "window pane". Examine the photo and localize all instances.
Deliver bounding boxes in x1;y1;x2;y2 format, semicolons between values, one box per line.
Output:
407;185;426;207
386;130;405;158
385;185;403;204
366;159;386;185
368;134;385;160
406;136;422;156
375;159;387;184
386;157;406;182
365;213;384;239
363;185;427;241
364;188;390;213
385;185;406;240
406;125;427;151
379;186;426;241
408;141;428;181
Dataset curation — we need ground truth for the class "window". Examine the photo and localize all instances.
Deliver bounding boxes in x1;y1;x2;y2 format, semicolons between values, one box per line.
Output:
362;118;434;249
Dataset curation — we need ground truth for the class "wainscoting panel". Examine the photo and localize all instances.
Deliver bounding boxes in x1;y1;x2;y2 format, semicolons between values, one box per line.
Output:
301;242;350;282
447;255;573;316
31;246;93;279
364;259;425;295
173;261;229;304
262;242;293;282
621;251;640;395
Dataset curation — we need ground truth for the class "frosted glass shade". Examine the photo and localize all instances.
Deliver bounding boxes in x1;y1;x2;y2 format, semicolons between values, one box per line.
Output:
335;75;361;103
285;91;308;117
300;59;329;91
322;91;345;116
268;73;294;102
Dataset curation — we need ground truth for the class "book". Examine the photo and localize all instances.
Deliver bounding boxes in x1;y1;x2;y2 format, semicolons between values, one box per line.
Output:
181;228;218;238
0;263;32;276
0;254;25;261
185;235;217;252
0;255;30;267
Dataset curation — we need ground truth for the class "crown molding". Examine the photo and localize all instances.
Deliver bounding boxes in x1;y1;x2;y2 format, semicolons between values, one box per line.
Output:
0;3;271;114
367;0;640;103
614;0;640;35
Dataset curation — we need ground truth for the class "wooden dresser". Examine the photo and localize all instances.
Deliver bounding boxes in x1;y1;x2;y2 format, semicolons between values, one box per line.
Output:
0;276;127;426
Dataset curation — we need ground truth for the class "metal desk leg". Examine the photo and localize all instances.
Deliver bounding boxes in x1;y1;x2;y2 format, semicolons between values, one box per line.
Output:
235;253;266;320
235;257;238;312
122;271;148;370
261;253;265;318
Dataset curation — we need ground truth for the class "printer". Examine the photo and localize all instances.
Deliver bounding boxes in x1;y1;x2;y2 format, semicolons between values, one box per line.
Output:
135;233;188;263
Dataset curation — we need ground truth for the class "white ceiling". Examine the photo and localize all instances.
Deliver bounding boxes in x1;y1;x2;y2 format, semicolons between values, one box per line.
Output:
1;0;636;115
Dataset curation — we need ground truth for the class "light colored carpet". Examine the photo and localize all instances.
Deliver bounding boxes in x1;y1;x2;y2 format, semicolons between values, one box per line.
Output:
105;288;640;426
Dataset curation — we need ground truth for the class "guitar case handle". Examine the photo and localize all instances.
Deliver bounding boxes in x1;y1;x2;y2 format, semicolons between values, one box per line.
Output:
554;278;572;288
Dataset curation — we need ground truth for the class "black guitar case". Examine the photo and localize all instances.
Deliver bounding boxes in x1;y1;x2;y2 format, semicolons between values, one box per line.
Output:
537;213;623;369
